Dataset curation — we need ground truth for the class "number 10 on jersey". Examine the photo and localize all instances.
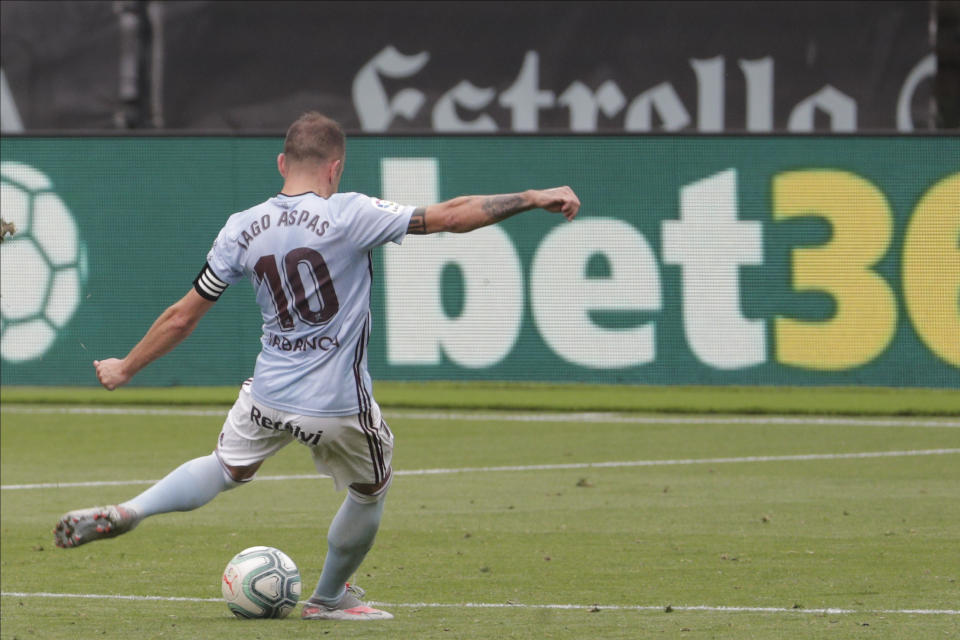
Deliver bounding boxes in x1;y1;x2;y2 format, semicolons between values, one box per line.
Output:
253;248;340;330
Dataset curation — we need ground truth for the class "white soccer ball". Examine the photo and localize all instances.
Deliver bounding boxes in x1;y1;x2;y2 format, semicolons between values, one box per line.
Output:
0;161;87;363
221;546;302;619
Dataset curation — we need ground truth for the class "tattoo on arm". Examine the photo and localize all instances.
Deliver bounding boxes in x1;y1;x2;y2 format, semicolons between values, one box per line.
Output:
481;194;528;221
408;207;427;234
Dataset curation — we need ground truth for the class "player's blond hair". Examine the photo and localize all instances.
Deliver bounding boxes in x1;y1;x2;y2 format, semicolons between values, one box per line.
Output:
283;112;345;164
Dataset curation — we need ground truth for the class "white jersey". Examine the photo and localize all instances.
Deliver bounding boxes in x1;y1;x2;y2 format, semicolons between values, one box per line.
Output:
193;192;415;416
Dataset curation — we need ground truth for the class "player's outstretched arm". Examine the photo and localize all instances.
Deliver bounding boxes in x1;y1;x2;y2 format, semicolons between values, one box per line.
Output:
94;289;215;390
407;186;579;235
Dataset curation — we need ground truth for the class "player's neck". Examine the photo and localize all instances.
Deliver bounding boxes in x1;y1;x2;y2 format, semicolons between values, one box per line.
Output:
280;176;335;199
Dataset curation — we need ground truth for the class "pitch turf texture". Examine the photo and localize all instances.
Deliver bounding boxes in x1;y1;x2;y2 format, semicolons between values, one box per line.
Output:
2;384;958;639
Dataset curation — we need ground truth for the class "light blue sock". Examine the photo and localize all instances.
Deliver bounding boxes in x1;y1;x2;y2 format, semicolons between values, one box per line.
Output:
311;492;386;604
122;453;241;518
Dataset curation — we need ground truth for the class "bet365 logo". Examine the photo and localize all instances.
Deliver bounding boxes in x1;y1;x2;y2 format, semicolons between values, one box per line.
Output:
0;162;87;362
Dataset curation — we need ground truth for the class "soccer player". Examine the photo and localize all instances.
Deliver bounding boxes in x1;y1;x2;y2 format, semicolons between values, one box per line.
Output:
53;112;580;621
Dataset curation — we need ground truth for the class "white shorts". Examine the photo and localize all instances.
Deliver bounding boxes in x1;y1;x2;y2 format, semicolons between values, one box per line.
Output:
215;381;394;491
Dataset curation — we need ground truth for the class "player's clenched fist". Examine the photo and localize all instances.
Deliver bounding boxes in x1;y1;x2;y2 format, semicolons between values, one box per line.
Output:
533;186;580;221
94;358;131;390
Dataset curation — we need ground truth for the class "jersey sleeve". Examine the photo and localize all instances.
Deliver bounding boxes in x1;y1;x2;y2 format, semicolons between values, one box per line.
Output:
337;193;416;251
193;226;245;301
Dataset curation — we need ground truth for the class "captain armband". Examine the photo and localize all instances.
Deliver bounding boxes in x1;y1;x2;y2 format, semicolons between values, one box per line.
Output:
193;262;229;301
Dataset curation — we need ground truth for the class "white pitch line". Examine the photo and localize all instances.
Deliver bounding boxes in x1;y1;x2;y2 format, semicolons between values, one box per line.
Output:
394;411;960;429
0;406;228;416
2;448;958;491
2;405;959;428
0;591;957;616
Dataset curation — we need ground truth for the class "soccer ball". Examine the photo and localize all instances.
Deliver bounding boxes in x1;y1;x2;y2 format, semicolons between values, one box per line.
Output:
221;546;302;619
0;161;87;363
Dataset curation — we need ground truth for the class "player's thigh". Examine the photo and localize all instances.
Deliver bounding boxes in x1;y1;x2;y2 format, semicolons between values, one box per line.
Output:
216;382;293;468
308;402;394;491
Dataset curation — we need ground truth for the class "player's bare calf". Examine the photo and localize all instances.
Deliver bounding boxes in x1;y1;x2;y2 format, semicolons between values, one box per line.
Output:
53;505;141;548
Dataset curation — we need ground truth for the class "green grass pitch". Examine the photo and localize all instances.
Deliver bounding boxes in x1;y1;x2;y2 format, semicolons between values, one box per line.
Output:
2;384;959;639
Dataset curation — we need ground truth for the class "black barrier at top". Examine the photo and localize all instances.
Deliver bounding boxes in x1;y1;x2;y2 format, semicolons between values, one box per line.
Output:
0;1;942;134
